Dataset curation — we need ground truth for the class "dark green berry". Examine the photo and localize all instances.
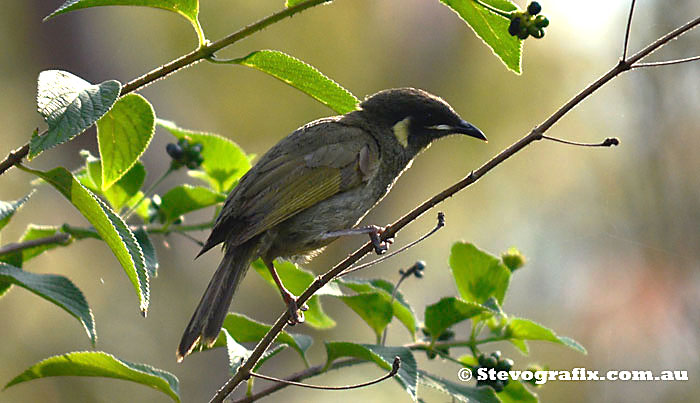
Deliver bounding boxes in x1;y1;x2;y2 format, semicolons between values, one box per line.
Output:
483;356;498;368
518;27;529;40
490;351;502;361
535;15;549;27
527;2;542;15
166;143;184;160
426;350;437;360
497;358;514;371
508;18;521;36
491;381;505;392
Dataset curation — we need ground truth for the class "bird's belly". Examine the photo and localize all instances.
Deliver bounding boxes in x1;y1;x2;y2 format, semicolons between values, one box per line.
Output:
264;186;380;261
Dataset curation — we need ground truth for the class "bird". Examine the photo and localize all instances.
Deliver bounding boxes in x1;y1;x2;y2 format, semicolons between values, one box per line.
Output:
176;87;486;361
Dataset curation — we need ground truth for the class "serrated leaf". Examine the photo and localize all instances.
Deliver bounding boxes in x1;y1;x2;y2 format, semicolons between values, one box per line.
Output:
336;278;416;338
440;0;522;73
424;297;489;341
208;313;312;364
3;351;180;402
133;227;158;278
158;120;251;193
25;167;149;313
0;192;33;231
449;242;511;304
509;338;529;355
159;185;225;223
0;263;96;345
325;342;418;401
252;259;339;329
498;380;538;403
30;70;121;158
507;318;586;354
45;0;202;43
418;370;499;403
285;0;306;7
97;94;155;189
234;50;359;114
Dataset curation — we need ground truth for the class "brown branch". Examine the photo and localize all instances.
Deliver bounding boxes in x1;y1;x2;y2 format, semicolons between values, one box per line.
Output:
209;15;700;403
632;55;700;68
622;0;637;60
0;0;332;177
0;233;71;256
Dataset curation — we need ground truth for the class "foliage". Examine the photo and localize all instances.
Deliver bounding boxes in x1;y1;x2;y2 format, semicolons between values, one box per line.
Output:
0;1;575;402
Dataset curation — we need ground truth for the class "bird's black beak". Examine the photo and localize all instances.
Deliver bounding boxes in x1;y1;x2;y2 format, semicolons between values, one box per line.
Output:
454;119;487;142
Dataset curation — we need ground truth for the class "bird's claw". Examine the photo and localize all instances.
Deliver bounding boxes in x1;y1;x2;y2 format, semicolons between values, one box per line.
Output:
368;225;393;255
283;293;307;326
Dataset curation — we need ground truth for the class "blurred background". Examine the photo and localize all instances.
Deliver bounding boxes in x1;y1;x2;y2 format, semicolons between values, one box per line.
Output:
1;1;698;402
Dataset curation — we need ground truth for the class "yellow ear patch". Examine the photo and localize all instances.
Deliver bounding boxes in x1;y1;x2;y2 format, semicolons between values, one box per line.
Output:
392;117;411;148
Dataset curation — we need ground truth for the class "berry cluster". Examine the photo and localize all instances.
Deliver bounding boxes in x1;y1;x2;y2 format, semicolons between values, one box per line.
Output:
166;138;204;170
476;351;514;392
399;260;426;279
508;2;549;40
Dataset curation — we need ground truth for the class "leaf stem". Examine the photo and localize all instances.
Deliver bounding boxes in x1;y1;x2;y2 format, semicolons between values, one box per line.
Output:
471;0;512;19
123;166;176;220
0;233;71;257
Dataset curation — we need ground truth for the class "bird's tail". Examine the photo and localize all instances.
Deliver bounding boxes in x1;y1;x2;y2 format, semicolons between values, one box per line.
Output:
177;241;256;361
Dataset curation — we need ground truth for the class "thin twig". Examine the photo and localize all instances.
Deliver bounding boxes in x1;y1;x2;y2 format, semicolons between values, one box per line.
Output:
339;212;444;277
622;0;637;60
209;15;700;403
0;233;71;256
632;55;700;68
248;357;400;391
541;135;620;147
0;0;332;177
380;261;425;346
172;231;204;247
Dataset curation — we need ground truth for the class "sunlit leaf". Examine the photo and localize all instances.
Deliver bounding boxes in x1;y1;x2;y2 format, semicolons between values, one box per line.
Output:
507;318;586;354
30;70;120;158
4;351;179;402
449;242;511;304
159;185;225;223
0;192;33;231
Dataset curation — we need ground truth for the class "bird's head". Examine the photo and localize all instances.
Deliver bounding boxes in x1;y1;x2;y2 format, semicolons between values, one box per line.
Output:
359;88;486;151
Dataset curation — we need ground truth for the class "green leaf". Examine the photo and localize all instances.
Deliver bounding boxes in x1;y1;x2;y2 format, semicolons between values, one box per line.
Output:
30;70;121;158
234;50;359;114
133;228;158;278
449;242;511;304
336;278;417;338
97;94;155;189
507;318;586;354
498;380;538;403
25;167;149;314
418;370;499;403
509;338;529;355
440;0;522;73
3;351;180;402
339;293;393;342
424;297;489;341
78;151;147;210
159;185;225;223
210;313;312;363
158;120;251;193
0;263;96;345
285;0;306;7
45;0;203;44
221;329;251;373
325;342;418;400
252;259;339;329
0;192;33;231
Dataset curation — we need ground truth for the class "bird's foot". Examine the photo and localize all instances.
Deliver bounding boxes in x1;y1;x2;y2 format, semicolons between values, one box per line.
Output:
281;290;308;326
366;225;394;255
322;225;394;255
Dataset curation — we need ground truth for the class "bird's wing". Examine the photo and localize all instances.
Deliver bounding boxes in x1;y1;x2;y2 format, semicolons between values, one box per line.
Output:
199;121;378;254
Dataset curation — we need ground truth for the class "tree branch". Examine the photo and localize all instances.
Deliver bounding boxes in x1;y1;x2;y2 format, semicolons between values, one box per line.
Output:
209;15;700;403
0;0;332;177
632;55;700;68
622;0;637;60
0;233;70;256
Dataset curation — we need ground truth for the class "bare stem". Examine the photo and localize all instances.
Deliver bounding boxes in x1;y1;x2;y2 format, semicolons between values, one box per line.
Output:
209;15;700;403
0;0;332;177
622;0;637;60
632;55;700;68
0;233;71;256
247;356;399;391
339;212;444;277
541;135;619;147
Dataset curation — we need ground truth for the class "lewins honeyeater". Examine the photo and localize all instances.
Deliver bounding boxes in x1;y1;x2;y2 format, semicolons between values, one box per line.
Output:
177;88;486;360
